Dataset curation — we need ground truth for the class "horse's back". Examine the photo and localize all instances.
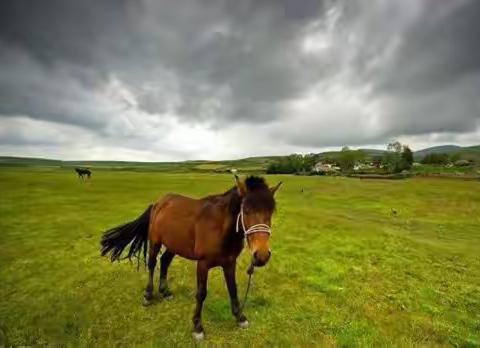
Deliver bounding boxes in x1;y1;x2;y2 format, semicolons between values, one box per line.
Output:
149;193;204;259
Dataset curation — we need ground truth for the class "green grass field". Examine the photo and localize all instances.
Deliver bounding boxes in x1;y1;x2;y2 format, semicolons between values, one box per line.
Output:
1;168;479;346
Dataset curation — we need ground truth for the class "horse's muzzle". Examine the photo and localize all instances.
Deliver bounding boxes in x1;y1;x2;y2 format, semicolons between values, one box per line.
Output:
253;250;271;267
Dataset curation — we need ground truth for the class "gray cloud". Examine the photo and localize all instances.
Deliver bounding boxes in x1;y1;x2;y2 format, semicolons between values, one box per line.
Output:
376;0;480;95
0;0;479;160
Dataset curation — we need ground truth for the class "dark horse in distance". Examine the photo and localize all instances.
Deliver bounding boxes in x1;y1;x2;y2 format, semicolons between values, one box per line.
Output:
101;175;282;340
75;167;91;180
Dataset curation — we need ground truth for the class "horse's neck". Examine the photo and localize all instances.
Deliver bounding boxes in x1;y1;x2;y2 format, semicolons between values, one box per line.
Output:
220;193;245;254
201;188;242;235
224;191;243;234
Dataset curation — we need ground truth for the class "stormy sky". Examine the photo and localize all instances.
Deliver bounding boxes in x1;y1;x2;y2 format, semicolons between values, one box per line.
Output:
0;0;479;161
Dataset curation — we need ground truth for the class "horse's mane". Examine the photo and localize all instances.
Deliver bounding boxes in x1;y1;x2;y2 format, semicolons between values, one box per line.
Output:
244;176;269;191
223;176;275;213
204;176;274;218
217;186;242;217
243;176;275;212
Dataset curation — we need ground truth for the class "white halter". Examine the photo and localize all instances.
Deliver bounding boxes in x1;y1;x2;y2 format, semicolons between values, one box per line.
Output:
236;204;272;236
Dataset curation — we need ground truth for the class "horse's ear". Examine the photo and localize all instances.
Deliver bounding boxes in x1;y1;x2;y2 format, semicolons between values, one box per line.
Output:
270;181;282;195
234;174;247;197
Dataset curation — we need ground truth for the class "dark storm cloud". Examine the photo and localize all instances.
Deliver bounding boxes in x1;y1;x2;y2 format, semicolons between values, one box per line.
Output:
377;0;480;95
274;0;480;148
372;0;480;140
0;0;479;159
0;0;329;126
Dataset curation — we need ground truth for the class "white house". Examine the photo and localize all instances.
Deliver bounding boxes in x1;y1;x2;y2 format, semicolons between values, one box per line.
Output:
314;162;340;173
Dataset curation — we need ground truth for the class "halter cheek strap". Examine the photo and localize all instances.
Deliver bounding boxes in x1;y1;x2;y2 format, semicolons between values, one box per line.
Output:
236;204;271;236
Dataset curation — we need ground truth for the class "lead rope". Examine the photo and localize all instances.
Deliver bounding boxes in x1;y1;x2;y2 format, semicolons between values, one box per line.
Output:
240;262;255;312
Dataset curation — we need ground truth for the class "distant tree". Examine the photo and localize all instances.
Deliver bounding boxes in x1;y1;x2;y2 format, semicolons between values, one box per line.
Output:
303;153;319;172
266;153;320;174
387;141;402;153
449;152;461;163
421;153;449;165
322;156;338;165
338;147;355;173
382;151;400;173
372;155;383;168
383;141;412;173
401;146;413;170
338;147;365;173
288;154;304;173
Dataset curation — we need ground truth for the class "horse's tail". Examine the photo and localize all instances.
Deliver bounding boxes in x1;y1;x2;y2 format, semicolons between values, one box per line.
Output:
100;205;153;268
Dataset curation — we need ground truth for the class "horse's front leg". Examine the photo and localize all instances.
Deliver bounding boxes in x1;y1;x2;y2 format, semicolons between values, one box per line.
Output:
222;261;248;328
192;260;209;340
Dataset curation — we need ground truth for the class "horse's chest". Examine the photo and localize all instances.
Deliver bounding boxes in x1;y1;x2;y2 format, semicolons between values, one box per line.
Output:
222;232;244;257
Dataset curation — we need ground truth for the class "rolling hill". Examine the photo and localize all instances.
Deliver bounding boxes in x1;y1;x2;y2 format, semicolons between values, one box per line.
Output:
0;155;280;173
413;145;462;159
413;145;480;161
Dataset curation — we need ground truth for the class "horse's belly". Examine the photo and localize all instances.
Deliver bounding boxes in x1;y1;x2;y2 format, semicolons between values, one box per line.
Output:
160;227;197;260
149;197;200;259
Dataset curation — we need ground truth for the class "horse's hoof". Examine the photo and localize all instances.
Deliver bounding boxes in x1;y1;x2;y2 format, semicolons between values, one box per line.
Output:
192;331;205;341
142;298;152;306
160;289;174;300
238;320;249;329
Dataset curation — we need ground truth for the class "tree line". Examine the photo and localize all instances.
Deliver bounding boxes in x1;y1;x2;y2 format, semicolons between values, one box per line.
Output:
420;152;470;166
267;141;414;174
266;153;320;174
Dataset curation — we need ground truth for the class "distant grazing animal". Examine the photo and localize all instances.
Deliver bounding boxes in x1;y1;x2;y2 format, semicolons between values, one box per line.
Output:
101;175;282;340
75;168;91;180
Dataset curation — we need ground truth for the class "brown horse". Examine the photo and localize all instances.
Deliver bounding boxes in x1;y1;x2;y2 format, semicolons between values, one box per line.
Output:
101;175;282;340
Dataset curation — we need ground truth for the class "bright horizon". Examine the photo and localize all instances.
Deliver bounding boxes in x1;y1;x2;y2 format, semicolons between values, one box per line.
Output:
2;143;478;163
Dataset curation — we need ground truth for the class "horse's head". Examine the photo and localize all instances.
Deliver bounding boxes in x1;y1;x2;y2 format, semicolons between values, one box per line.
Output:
235;175;282;267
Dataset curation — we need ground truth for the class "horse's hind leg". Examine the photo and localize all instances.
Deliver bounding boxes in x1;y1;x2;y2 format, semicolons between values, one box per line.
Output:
143;242;160;306
159;250;175;299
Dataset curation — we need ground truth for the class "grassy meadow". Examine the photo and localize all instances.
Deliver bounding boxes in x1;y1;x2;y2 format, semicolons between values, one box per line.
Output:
0;168;479;346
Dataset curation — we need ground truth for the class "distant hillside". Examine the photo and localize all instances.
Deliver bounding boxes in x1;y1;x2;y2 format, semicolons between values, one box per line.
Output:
0;155;280;173
360;148;387;155
465;145;480;152
317;148;386;161
0;156;62;167
413;145;480;161
413;145;462;159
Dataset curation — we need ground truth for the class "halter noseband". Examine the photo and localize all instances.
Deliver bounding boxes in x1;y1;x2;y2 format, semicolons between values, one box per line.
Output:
236;204;272;237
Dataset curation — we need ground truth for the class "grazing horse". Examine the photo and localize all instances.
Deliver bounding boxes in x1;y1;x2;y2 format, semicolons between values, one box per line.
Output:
75;167;91;180
101;175;282;340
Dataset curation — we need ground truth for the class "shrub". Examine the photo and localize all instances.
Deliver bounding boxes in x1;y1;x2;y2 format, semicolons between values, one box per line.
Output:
421;153;450;165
